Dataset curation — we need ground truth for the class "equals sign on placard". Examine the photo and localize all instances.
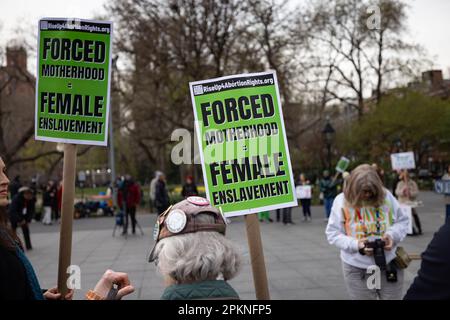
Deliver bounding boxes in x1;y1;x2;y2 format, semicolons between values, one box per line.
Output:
68;82;73;89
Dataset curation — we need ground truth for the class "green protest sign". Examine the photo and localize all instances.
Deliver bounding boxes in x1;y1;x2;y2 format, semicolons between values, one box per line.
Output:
336;156;350;173
190;71;297;217
35;18;113;146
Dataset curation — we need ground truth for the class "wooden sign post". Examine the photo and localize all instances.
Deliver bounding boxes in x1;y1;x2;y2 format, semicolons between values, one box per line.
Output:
35;18;113;298
245;214;270;300
57;144;77;296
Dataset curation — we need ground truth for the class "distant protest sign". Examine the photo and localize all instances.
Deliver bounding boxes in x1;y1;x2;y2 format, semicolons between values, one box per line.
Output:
78;170;86;182
335;156;350;173
390;152;416;170
435;180;450;195
35;18;113;146
190;71;297;217
296;185;312;199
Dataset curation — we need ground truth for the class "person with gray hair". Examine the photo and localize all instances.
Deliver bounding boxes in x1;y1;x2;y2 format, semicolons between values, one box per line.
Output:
148;196;242;300
326;164;409;300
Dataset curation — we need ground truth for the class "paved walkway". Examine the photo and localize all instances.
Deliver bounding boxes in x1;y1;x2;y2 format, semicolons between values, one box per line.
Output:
23;191;448;300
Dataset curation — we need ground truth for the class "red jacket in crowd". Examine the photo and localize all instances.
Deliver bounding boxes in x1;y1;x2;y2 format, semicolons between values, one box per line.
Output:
118;182;141;209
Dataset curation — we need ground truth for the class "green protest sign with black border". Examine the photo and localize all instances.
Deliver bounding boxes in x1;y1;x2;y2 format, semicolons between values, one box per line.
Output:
35;18;113;146
190;71;297;217
336;156;350;173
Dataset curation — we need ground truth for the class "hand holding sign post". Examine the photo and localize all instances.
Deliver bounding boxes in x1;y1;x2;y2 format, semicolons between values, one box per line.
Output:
36;18;113;297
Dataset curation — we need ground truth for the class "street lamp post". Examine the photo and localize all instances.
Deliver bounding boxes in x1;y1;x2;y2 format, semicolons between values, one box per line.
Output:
109;55;118;211
322;117;335;171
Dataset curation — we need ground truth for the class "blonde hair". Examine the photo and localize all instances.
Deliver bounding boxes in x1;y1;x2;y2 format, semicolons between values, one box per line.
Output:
344;164;385;208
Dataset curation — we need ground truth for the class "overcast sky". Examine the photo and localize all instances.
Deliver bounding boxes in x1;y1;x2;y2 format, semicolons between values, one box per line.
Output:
1;0;449;77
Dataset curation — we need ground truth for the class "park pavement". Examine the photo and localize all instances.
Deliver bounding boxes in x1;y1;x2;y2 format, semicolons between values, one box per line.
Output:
23;191;448;300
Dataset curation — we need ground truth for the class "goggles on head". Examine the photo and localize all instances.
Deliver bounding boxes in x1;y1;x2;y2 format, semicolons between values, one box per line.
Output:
148;197;226;263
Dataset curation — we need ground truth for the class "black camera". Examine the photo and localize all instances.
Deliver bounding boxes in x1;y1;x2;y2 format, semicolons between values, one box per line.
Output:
365;237;386;269
365;236;398;283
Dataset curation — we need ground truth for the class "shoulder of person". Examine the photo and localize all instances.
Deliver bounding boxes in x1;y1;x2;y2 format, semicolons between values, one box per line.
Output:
384;189;400;207
430;223;450;253
333;193;345;207
384;188;395;199
384;187;394;196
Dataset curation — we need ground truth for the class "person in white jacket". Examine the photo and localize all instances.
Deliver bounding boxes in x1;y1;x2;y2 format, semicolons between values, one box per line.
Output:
326;164;409;300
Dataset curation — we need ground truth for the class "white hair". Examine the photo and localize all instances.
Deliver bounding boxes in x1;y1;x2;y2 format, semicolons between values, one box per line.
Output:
153;214;242;283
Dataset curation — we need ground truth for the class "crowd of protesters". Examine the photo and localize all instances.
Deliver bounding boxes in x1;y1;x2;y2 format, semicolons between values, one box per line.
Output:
0;164;439;237
2;154;450;300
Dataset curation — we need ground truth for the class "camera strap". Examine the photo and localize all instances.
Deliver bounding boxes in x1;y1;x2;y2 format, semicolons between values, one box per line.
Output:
375;208;381;236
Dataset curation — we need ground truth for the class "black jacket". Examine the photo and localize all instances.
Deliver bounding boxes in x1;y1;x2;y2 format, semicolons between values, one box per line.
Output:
42;188;56;207
404;222;450;300
181;182;198;198
9;180;21;199
8;193;35;225
0;234;34;300
155;180;169;208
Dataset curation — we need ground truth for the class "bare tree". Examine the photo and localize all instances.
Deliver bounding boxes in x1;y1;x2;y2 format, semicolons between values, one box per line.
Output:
306;0;426;118
104;0;430;180
246;0;298;102
0;46;59;169
107;0;250;174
